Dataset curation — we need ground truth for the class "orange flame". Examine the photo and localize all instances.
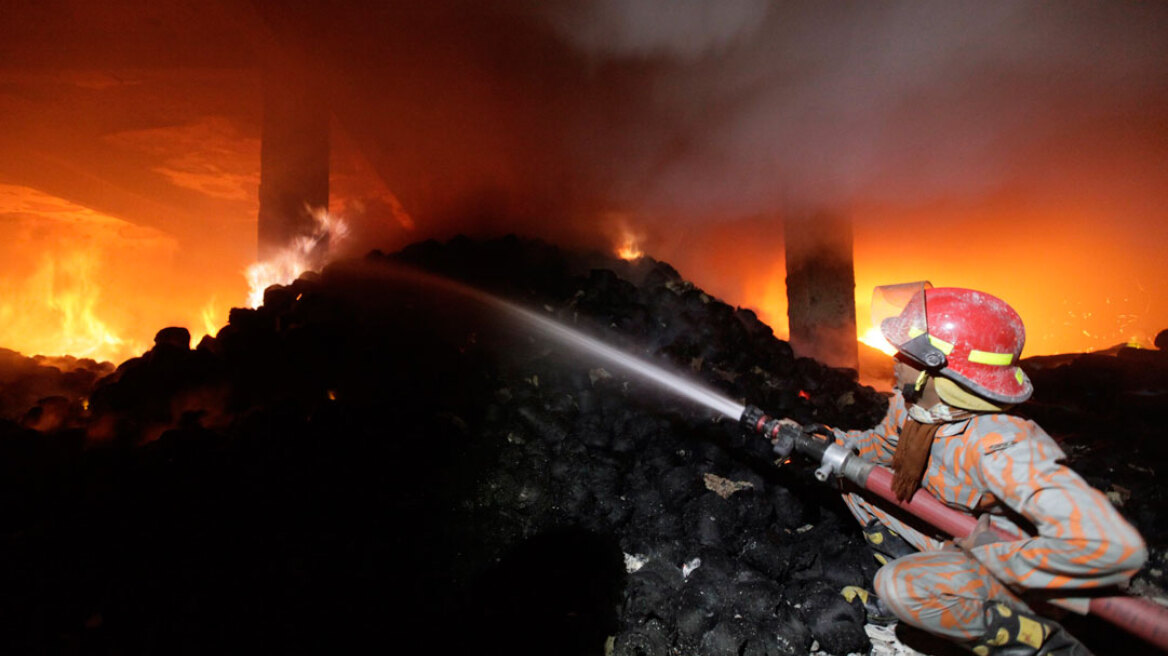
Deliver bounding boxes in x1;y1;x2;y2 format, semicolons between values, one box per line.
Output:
0;185;251;363
0;186;153;361
858;325;897;356
22;251;133;358
617;239;644;261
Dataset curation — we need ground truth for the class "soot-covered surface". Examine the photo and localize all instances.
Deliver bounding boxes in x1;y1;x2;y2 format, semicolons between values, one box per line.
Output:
0;236;1164;655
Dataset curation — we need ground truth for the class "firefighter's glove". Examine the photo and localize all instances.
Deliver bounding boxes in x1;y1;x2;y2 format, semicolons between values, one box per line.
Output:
765;418;802;459
772;418;802;443
953;514;1002;555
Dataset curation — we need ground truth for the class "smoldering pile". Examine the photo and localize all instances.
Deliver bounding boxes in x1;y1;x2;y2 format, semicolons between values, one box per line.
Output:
0;235;1163;655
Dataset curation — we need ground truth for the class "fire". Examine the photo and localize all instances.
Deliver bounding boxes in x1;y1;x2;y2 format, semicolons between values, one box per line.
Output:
614;228;645;261
858;325;898;356
246;207;349;308
0;185;254;364
0;186;155;362
196;298;227;346
21;251;132;359
617;240;644;261
607;215;646;261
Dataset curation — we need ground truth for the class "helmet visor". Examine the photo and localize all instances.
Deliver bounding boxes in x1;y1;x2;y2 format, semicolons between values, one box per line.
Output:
871;281;931;344
872;281;947;369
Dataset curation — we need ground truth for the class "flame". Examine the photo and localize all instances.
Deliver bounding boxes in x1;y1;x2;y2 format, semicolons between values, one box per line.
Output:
0;186;154;361
195;297;227;346
0;185;254;363
246;207;349;308
607;214;646;261
31;251;129;358
617;239;644;261
858;325;898;356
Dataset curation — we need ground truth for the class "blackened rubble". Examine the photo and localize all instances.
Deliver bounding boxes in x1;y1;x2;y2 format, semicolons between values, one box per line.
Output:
0;235;1163;655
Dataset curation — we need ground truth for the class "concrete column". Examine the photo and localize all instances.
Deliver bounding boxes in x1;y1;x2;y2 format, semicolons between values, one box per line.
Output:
258;66;330;261
784;212;859;372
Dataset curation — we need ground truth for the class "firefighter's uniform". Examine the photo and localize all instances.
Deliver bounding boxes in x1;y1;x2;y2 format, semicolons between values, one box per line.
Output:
834;284;1147;654
837;390;1147;642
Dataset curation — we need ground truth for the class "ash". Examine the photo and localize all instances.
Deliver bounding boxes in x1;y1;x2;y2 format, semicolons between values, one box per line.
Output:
0;236;1164;655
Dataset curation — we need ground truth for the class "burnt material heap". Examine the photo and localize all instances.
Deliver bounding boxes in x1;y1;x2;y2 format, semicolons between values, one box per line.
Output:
0;236;1162;655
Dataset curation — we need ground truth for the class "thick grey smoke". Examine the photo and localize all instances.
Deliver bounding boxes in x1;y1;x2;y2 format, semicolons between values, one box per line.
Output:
518;1;1168;219
537;0;771;61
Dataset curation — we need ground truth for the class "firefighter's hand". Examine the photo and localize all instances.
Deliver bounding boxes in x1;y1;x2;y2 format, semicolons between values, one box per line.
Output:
953;514;1002;554
773;418;801;439
769;418;804;446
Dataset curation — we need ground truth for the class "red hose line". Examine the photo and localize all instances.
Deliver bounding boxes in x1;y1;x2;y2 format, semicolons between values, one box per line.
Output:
863;466;1168;651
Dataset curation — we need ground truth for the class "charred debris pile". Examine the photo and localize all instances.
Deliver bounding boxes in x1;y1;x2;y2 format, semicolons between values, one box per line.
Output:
0;235;1164;655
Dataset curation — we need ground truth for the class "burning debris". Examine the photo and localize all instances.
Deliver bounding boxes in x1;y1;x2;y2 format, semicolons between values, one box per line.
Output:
0;236;1164;654
246;207;350;308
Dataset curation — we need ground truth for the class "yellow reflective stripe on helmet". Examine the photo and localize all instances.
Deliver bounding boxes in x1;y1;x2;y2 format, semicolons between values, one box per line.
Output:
969;349;1014;366
927;334;954;355
908;327;925;339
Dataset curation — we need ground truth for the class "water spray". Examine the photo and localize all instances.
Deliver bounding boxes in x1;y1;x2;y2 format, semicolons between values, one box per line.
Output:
503;303;746;421
384;263;747;422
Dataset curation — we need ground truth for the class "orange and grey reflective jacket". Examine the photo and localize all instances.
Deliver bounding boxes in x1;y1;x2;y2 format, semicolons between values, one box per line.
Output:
838;391;1147;594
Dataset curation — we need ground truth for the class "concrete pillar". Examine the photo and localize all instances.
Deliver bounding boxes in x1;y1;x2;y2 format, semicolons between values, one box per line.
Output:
784;212;859;372
257;66;330;261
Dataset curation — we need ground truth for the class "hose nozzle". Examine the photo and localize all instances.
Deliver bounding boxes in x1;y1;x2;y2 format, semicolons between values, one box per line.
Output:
740;405;799;458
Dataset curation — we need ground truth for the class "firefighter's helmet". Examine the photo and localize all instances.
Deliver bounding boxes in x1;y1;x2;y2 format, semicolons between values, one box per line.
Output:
873;283;1032;405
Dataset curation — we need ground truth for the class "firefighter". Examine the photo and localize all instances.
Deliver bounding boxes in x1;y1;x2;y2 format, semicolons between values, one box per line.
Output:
836;284;1146;655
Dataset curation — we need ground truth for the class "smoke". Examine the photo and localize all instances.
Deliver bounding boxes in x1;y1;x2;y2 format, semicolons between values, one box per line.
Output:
523;1;1168;217
537;0;771;61
242;0;1165;240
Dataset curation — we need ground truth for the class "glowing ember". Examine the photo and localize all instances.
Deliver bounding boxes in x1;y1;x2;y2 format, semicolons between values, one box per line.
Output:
859;325;897;356
246;208;349;308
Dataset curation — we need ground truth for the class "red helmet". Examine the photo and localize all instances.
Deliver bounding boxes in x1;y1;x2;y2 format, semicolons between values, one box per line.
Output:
876;284;1032;405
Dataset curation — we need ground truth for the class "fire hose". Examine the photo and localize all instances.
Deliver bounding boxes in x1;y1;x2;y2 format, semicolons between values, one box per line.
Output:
739;405;1168;652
